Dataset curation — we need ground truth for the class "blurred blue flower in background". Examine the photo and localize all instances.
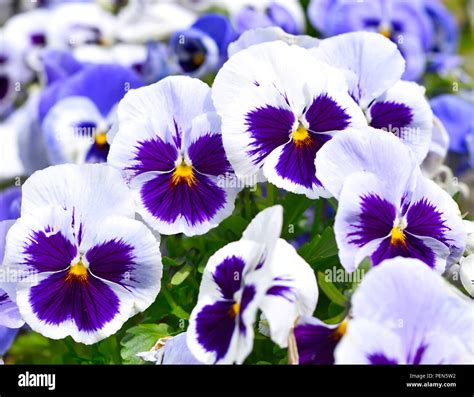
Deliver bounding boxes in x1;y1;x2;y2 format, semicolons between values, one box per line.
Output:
170;13;236;77
308;0;459;80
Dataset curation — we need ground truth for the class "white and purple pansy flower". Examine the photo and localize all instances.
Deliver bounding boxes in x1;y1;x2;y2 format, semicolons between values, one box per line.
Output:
335;258;474;364
317;129;466;273
212;40;366;198
187;206;318;363
108;76;240;236
312;32;433;162
1;164;162;344
40;64;143;165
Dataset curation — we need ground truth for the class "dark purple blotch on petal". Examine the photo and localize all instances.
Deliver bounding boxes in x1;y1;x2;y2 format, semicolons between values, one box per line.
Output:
305;94;351;133
238;284;256;335
370;101;413;131
245;105;294;165
29;271;120;332
187;133;232;176
371;233;436;268
275;133;330;188
86;239;136;287
24;230;77;272
368;353;399;365
348;194;396;247
130;137;178;175
141;172;227;226
195;300;236;362
294;322;341;364
212;256;245;300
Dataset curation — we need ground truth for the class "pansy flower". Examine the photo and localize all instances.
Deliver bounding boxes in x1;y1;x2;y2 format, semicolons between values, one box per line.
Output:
312;32;433;162
187;206;318;364
169;14;236;78
40;64;143;164
335;258;474;364
108;76;240;236
316;129;466;273
1;164;162;344
212;40;366;198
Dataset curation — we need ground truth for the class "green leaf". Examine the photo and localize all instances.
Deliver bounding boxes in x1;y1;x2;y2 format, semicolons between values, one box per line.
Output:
171;264;193;285
281;193;312;230
162;256;180;267
317;271;348;307
298;227;338;262
120;323;171;364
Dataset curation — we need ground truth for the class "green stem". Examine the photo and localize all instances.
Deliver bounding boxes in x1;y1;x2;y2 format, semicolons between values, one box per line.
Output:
161;286;179;311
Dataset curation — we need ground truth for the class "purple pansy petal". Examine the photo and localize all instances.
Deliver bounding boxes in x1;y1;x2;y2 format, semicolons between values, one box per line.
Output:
0;326;19;356
334;172;400;272
187;133;232;176
135;171;235;236
16;270;134;344
294;316;343;364
245;105;294;165
130;137;178;175
369;81;433;163
84;216;162;313
406;174;467;267
304;94;351;133
211;256;246;301
190;299;237;363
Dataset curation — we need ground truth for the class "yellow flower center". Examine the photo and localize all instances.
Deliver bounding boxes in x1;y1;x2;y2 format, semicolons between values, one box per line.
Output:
95;132;108;147
292;125;312;147
230;302;240;319
331;320;348;341
379;24;392;39
390;226;406;246
66;259;88;282
171;162;196;186
192;52;205;67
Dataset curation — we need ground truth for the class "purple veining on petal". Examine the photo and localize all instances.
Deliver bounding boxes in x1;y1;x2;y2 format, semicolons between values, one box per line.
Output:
245;105;294;165
173;119;182;149
405;198;451;245
348;194;396;247
212;256;245;300
130;137;178;175
86;239;136;286
409;343;427;365
266;285;295;302
187;133;233;176
369;101;414;130
275;133;331;188
305;94;351;133
238;284;256;335
368;353;399;365
371;233;436;268
24;229;77;272
29;271;120;331
294;322;339;364
195;300;235;362
140;171;227;226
